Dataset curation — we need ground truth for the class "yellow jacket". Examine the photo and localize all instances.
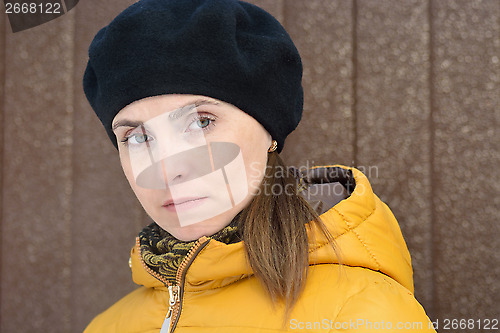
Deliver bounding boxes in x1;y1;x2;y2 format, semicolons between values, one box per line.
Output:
85;166;436;332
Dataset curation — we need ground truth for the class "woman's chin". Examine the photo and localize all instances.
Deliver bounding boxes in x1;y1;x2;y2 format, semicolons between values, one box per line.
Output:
159;221;227;242
153;205;245;241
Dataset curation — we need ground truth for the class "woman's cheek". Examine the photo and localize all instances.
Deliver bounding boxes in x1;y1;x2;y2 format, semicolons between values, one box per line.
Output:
246;159;266;193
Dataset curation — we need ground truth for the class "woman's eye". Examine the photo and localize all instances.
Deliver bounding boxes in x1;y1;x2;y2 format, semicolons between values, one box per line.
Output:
187;116;215;131
196;118;211;128
127;133;152;145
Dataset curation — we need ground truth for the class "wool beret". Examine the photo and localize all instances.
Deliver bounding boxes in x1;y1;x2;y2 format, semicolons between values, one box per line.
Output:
83;0;303;152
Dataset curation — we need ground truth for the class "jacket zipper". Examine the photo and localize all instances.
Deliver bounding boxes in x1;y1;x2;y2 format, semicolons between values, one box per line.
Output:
169;236;210;333
136;236;210;333
160;285;179;333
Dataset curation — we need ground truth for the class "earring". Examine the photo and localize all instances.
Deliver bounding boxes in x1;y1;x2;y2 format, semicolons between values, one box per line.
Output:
268;140;278;153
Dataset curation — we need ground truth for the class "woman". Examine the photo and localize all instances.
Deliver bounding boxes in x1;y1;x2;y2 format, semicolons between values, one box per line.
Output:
83;0;436;332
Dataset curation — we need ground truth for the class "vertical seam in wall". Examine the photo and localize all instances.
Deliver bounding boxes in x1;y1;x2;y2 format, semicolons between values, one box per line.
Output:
68;4;77;331
352;0;358;166
427;0;437;319
61;0;68;13
0;11;6;329
281;0;286;30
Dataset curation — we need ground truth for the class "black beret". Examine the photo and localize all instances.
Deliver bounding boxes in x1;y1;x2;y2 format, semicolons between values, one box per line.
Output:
83;0;303;152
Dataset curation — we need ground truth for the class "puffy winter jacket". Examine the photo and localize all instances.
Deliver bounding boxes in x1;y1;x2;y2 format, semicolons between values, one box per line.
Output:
85;166;436;332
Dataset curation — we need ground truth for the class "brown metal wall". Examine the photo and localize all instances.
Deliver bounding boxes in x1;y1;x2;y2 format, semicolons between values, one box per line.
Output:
1;1;498;332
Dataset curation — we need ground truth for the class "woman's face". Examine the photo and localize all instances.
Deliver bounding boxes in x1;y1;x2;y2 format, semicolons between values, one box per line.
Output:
112;94;271;241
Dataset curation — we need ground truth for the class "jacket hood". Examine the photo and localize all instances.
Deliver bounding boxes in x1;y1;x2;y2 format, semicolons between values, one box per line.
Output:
129;165;414;293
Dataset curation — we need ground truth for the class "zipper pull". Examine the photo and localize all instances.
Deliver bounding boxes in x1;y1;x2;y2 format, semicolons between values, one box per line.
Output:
160;285;179;333
167;285;179;317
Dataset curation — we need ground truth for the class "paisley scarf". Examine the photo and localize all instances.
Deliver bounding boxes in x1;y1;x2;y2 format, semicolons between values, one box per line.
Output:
138;218;241;284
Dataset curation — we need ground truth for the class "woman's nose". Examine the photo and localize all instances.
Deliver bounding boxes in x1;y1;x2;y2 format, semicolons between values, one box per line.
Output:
149;129;203;185
161;145;213;186
161;156;190;186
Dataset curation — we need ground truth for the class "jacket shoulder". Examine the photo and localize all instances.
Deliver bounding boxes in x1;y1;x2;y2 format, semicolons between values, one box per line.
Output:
331;267;435;332
290;265;435;332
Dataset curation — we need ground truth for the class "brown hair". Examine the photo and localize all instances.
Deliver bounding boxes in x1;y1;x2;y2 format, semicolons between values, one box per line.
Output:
238;151;338;317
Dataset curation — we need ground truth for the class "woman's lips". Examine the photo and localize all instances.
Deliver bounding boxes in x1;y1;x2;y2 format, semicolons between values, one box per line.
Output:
162;197;208;212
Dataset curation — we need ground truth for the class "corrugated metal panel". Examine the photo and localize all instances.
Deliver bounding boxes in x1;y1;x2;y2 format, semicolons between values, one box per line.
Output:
282;0;355;167
1;13;74;333
431;0;500;322
0;0;498;332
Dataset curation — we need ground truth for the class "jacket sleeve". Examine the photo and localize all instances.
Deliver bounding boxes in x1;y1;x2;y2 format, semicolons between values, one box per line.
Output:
330;277;436;332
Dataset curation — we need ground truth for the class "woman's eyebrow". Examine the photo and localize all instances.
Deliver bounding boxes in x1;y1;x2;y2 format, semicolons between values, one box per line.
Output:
112;120;144;131
168;104;197;120
112;99;220;130
168;99;220;119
